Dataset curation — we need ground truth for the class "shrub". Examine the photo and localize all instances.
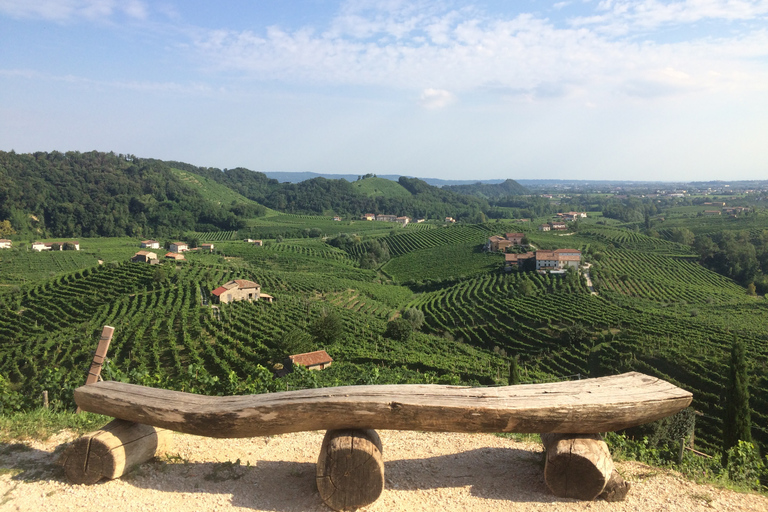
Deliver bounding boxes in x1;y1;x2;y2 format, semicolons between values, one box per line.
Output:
384;318;413;341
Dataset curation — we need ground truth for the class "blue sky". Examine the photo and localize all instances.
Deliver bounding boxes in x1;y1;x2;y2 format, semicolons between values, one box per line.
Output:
1;1;766;181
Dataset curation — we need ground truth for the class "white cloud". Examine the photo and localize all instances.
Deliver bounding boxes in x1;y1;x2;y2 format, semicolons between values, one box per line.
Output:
419;88;456;108
574;0;768;32
0;0;148;22
192;3;768;103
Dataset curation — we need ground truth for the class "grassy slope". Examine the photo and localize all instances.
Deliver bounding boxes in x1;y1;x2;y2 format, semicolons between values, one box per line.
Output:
169;167;267;207
351;177;412;199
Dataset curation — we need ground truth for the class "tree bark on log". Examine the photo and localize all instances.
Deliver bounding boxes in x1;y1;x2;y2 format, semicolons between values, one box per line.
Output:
60;419;172;485
540;433;629;501
316;429;384;511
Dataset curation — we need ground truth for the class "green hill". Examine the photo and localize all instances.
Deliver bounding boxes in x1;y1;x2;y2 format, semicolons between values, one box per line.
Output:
351;177;412;199
168;167;264;207
444;179;530;198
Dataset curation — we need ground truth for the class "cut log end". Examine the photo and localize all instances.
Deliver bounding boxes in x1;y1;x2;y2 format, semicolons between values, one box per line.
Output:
316;429;385;511
598;469;631;502
60;419;172;485
541;433;623;501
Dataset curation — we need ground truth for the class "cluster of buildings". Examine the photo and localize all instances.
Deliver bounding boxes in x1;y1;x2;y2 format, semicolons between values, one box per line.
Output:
703;206;750;216
538;222;567;231
361;213;412;225
133;240;215;264
556;211;588;221
505;248;582;273
31;241;80;251
486;233;525;252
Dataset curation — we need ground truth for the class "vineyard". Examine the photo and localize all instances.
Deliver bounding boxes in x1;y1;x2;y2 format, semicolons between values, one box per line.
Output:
1;221;767;460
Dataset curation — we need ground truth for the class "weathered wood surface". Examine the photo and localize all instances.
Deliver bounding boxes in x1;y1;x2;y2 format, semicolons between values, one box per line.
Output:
59;419;172;484
74;372;692;438
316;429;385;511
541;433;629;501
84;325;114;386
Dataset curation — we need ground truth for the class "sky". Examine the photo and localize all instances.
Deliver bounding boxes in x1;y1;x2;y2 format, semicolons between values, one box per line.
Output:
1;0;767;181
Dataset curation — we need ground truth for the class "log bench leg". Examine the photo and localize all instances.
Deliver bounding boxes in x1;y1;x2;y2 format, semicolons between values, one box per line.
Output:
59;419;172;485
540;433;630;502
316;429;384;511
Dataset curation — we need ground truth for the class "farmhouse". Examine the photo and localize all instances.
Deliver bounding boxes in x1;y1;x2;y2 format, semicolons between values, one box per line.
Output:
0;239;11;249
538;224;551;232
486;235;512;252
165;252;184;261
505;252;535;269
558;212;587;221
376;214;397;222
211;279;261;304
169;242;188;253
535;248;581;271
506;232;525;245
396;216;410;226
140;240;160;249
333;216;342;221
445;217;456;223
131;251;159;264
288;350;333;371
362;213;376;221
549;222;567;231
200;243;214;253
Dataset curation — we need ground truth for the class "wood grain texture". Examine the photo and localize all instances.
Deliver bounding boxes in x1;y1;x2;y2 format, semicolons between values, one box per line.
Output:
541;433;614;501
59;419;172;484
73;372;692;438
316;429;385;511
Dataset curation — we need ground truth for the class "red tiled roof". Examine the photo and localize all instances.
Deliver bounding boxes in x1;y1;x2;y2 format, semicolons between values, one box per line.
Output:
211;286;228;296
289;350;333;367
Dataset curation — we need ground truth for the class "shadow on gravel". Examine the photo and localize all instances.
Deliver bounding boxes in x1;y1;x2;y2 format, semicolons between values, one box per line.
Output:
1;441;560;510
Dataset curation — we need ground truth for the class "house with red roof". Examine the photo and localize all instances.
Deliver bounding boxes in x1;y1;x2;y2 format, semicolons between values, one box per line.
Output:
211;279;262;304
288;350;333;371
535;249;581;271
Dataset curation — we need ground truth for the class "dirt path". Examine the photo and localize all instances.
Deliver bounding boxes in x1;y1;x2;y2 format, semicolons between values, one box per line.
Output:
1;430;766;511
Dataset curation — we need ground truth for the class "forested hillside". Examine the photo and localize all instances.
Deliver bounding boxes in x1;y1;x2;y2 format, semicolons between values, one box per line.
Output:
0;151;257;238
443;178;530;198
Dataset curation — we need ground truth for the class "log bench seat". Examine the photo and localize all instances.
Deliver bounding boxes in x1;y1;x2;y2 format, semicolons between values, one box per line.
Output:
64;372;692;510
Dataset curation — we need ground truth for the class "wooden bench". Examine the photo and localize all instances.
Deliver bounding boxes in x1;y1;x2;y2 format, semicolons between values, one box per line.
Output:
64;372;691;510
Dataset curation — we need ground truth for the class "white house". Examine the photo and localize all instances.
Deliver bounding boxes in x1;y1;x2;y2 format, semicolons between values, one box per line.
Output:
140;240;160;249
169;242;188;253
0;239;11;249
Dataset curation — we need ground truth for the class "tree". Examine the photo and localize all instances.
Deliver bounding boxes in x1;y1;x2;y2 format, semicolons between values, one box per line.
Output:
0;220;15;237
309;309;343;345
517;279;535;297
276;328;314;357
722;337;751;465
384;318;412;341
561;323;590;346
401;308;424;330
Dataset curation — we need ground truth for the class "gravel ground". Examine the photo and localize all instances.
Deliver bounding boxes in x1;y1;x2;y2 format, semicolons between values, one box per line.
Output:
1;430;766;511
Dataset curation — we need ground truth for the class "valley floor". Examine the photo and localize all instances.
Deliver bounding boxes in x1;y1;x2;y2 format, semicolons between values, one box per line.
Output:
1;430;766;511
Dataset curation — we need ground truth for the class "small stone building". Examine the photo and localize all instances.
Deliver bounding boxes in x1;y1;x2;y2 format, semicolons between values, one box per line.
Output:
288;350;333;371
131;251;159;264
211;279;261;304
